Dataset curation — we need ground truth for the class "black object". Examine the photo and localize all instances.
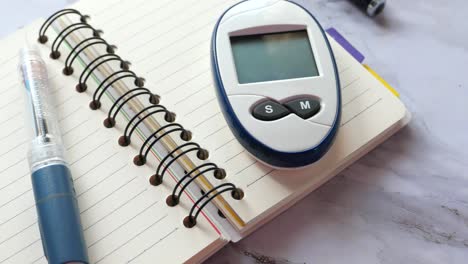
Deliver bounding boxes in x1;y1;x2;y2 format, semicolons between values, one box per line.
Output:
348;0;386;17
38;8;243;229
183;183;244;228
252;98;322;121
252;100;290;121
284;98;321;119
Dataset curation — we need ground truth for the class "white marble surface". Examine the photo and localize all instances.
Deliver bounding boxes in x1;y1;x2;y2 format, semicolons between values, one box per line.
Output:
1;0;467;263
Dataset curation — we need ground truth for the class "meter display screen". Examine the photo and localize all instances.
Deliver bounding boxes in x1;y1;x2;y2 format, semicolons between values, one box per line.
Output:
230;30;319;84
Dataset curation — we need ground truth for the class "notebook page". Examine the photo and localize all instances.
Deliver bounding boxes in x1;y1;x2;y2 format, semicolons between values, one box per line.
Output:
0;15;224;264
86;0;248;228
87;0;407;229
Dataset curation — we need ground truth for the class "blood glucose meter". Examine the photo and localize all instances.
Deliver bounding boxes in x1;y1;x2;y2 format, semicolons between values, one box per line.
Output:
211;0;341;169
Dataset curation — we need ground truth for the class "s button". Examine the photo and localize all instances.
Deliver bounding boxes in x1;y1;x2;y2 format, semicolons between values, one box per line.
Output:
252;100;290;121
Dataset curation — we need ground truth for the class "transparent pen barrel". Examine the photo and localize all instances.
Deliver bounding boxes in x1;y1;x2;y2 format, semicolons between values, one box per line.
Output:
19;49;66;172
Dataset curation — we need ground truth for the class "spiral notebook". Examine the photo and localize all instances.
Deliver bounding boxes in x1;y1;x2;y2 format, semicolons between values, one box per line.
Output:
0;0;409;263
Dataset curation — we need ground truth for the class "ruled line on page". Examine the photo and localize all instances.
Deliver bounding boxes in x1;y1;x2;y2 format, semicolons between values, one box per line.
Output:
0;83;17;97
96;0;149;24
202;125;228;141
66;127;100;150
339;65;351;74
342;98;383;126
0;237;41;263
105;0;178;37
62;117;91;136
0;140;27;160
193;112;221;129
0;112;21;127
214;137;236;152
224;150;246;164
0;155;25;175
342;77;360;90
0;54;17;68
183;97;217;117
77;163;127;198
127;227;179;263
147;52;208;80
85;198;163;249
91;204;164;257
128;8;213;58
247;169;274;188
235;160;257;176
0;171;27;193
70;139;110;166
55;94;75;108
75;152;120;181
143;38;211;75
31;254;44;264
80;176;137;215
58;105;82;122
0;96;21;111
162;68;211;96
0;188;31;210
0;204;34;227
0;221;36;246
0;125;24;145
83;188;148;231
343;87;371;107
0;71;16;84
173;83;212;106
123;1;222;53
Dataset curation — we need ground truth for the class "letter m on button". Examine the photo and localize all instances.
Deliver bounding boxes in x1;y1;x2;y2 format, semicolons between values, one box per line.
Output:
300;101;311;110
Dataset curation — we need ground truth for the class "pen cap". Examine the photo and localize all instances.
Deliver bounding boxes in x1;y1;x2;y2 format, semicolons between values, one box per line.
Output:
348;0;385;17
19;47;67;172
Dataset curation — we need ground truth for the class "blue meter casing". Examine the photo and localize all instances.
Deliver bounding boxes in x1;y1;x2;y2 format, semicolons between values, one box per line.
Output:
211;0;341;169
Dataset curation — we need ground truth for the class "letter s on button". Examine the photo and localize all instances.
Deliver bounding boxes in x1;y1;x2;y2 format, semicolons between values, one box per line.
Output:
252;100;290;121
265;105;273;114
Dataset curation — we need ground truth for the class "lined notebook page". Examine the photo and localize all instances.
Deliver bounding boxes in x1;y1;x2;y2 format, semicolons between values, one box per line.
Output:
86;0;250;228
86;0;407;229
0;12;225;264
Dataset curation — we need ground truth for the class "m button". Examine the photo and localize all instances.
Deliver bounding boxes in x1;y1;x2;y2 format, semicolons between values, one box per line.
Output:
252;100;290;121
285;98;321;119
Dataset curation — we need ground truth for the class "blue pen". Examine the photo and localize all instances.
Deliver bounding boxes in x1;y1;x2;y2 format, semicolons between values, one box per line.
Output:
19;47;89;264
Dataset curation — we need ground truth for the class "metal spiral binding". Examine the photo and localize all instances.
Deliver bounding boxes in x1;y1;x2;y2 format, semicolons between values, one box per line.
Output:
63;36;116;76
77;53;130;92
183;183;244;228
148;142;210;186
104;87;160;128
39;8;244;228
133;123;191;166
117;104;175;147
89;69;145;110
38;8;89;44
166;163;226;207
51;22;102;59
